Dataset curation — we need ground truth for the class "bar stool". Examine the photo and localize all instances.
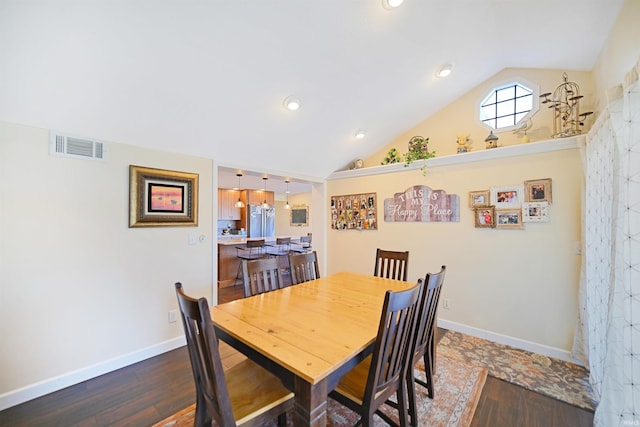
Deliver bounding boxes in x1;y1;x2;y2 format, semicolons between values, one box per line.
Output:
235;239;266;284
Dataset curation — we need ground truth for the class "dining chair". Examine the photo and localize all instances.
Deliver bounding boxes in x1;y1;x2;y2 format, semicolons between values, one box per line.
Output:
235;239;266;283
242;257;284;297
373;248;409;281
174;282;293;427
287;250;320;285
404;266;447;426
329;280;422;427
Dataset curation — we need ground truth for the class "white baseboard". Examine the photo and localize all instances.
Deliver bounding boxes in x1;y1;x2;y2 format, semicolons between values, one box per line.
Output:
438;319;584;366
0;336;186;412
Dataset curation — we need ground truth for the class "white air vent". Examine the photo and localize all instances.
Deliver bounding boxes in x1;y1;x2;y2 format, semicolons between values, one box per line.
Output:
49;132;106;160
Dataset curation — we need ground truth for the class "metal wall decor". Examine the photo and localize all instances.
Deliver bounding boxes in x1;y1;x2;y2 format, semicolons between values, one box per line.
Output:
540;72;593;138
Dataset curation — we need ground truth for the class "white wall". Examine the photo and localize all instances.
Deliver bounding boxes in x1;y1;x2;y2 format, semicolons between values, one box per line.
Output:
0;121;214;408
327;144;583;355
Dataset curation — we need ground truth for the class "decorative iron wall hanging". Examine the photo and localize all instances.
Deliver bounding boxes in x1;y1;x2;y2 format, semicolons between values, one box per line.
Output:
331;192;377;230
384;185;459;222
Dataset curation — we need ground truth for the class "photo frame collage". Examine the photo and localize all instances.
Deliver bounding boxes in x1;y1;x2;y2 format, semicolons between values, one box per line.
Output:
468;178;552;229
331;192;377;230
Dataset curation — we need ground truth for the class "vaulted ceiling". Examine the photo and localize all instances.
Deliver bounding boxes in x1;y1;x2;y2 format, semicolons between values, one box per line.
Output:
1;0;623;186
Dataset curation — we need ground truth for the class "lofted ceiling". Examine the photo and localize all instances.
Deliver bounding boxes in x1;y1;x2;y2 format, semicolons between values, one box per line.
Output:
0;0;623;189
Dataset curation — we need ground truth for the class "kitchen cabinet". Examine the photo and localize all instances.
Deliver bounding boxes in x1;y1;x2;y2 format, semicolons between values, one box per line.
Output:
218;189;241;220
242;190;274;206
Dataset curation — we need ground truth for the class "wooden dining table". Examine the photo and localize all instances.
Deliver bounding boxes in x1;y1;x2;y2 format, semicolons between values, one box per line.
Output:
210;271;415;427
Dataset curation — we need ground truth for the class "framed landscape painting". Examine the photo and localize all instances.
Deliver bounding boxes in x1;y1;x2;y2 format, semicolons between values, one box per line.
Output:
129;165;199;227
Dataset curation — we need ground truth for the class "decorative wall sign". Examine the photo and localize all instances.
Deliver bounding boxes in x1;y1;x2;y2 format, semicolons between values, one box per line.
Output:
383;185;459;222
331;192;377;230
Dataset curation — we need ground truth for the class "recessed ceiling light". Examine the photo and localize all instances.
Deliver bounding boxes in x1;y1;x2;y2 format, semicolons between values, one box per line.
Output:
355;130;366;139
382;0;404;9
283;96;301;111
436;63;454;78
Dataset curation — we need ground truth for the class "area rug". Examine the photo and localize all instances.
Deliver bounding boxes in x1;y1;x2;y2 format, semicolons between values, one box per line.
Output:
437;329;596;411
153;355;486;427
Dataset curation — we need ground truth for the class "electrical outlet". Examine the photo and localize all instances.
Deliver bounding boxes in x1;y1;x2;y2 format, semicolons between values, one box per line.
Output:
168;309;178;323
442;299;451;310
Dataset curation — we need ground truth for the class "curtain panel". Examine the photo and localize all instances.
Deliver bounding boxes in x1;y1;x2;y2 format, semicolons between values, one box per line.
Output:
577;59;640;426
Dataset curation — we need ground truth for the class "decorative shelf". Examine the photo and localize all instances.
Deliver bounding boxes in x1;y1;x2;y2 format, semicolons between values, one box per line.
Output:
327;136;584;180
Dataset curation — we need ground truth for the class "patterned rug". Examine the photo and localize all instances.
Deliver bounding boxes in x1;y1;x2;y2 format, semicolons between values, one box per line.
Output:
437;330;596;411
153;355;487;427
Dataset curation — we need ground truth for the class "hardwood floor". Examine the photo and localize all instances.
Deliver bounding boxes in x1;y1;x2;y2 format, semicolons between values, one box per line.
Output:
0;283;594;427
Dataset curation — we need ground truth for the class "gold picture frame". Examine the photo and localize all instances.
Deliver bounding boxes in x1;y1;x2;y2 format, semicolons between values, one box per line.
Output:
129;165;199;228
469;190;490;208
496;208;524;229
524;178;552;203
474;206;496;228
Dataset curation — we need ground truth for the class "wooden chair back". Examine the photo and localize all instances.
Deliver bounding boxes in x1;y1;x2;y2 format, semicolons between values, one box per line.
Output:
174;282;236;427
330;281;422;426
408;265;447;411
288;251;320;285
373;248;409;281
175;283;293;427
242;257;284;297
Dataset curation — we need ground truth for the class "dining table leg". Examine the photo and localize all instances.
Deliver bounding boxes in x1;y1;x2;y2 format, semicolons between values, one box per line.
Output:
293;377;328;426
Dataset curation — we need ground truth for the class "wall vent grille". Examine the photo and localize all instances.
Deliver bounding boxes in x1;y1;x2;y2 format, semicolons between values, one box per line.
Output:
49;132;106;160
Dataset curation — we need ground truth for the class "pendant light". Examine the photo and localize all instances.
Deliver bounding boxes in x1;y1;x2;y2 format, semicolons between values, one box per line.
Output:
234;173;245;208
284;179;291;210
262;176;270;209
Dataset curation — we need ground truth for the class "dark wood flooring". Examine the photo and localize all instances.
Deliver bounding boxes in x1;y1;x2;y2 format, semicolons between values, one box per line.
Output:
0;283;594;427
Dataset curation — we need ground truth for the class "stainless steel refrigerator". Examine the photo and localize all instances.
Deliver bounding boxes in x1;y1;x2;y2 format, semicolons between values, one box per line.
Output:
246;204;275;238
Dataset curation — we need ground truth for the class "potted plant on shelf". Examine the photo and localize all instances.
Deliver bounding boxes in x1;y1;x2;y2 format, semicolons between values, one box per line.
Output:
403;136;436;175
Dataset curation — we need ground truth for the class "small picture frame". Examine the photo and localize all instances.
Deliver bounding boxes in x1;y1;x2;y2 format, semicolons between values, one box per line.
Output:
474;206;496;228
522;202;550;222
496;209;524;229
468;190;490;208
491;184;524;209
525;178;552;203
129;165;199;228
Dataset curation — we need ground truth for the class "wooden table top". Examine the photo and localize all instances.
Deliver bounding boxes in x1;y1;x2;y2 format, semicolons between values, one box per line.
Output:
210;271;415;384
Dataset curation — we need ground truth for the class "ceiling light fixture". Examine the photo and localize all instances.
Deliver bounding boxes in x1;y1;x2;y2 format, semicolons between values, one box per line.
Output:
436;63;454;78
284;179;291;210
283;96;301;111
382;0;404;9
355;130;366;139
262;176;270;209
234;173;245;208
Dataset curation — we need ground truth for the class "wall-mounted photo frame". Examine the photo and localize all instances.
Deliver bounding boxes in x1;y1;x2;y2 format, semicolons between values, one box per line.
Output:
524;178;552;203
290;205;309;226
129;165;199;228
474;206;496;228
496;208;524;229
331;192;377;230
469;190;490;208
522;202;550;222
491;184;524;209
